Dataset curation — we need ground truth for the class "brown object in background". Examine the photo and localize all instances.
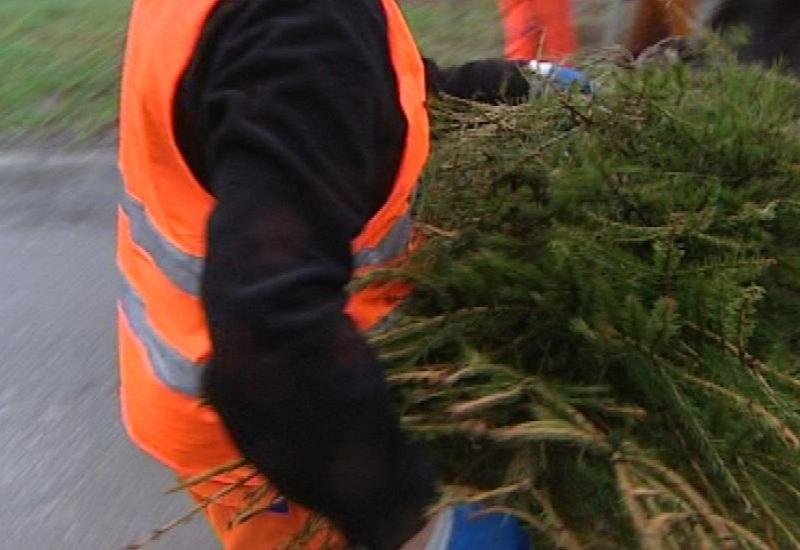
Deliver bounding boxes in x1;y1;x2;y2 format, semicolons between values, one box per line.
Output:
627;0;698;55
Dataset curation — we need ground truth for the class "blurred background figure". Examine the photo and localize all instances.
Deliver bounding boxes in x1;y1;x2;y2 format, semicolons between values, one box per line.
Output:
622;0;800;75
627;0;697;55
498;0;579;60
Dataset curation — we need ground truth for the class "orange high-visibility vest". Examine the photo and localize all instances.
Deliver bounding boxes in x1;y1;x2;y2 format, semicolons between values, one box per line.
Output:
118;0;429;477
499;0;578;60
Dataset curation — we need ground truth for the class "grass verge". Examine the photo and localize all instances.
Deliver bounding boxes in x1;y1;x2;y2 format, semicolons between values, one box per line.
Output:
0;0;504;145
0;0;130;145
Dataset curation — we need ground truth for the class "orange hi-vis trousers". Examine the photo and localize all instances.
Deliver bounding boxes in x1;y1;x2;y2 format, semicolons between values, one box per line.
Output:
498;0;578;60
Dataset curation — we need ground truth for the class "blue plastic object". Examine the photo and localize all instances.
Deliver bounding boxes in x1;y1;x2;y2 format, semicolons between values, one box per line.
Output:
435;503;532;550
550;65;594;94
529;61;594;94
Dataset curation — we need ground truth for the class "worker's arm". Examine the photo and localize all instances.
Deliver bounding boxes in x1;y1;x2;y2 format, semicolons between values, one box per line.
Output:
423;58;593;102
175;0;436;547
424;58;532;103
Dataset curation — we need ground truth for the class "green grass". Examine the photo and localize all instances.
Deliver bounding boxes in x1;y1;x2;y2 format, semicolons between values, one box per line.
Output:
0;0;502;144
403;0;503;64
0;0;624;144
0;0;129;143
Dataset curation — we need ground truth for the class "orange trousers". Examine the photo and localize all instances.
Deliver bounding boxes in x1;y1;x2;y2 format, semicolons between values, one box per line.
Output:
498;0;578;60
187;478;341;550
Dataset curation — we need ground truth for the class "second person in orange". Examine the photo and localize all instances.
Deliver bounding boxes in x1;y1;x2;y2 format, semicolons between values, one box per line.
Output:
498;0;578;60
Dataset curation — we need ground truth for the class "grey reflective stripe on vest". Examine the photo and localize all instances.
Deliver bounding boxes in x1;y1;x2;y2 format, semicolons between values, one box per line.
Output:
353;212;413;269
364;306;405;336
122;268;400;396
120;277;205;396
120;190;411;397
120;190;204;296
123;186;410;286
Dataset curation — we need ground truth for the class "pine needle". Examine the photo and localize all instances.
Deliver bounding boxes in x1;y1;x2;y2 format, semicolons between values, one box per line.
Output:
164;458;249;495
673;370;800;448
492;421;612;453
448;385;526;416
125;471;258;549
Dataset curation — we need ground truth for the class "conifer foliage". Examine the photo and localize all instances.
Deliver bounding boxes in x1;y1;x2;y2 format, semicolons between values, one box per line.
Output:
374;55;800;549
134;51;800;550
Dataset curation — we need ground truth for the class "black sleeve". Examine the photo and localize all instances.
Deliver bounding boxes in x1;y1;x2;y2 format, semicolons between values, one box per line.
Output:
174;0;438;547
424;57;531;104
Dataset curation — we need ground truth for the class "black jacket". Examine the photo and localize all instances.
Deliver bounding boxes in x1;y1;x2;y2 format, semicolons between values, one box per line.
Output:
172;0;530;547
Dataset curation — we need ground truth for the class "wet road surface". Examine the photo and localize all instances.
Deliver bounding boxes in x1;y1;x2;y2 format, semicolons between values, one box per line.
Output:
0;151;214;549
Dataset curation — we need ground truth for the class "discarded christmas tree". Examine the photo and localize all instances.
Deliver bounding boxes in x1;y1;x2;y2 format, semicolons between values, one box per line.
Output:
130;46;800;550
371;50;800;550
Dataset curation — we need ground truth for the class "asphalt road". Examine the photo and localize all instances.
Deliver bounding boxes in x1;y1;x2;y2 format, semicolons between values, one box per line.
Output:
0;151;214;550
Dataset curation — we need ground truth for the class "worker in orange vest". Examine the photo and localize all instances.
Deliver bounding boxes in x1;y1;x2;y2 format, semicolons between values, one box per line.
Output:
118;0;562;548
498;0;579;60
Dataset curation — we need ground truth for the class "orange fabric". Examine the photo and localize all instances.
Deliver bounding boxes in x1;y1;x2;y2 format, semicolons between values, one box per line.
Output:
117;210;209;362
346;280;412;331
119;1;217;258
119;305;260;481
351;0;428;253
627;0;697;55
118;0;428;496
187;480;342;550
498;0;578;60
